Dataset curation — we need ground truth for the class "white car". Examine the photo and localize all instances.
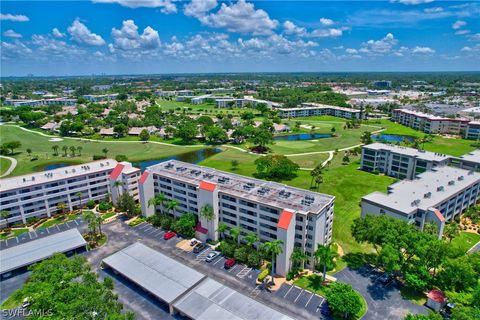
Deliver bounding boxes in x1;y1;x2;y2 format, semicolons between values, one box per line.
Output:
205;251;220;262
190;238;199;247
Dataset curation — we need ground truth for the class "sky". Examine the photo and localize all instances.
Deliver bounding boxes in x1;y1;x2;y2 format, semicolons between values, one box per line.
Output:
1;0;479;76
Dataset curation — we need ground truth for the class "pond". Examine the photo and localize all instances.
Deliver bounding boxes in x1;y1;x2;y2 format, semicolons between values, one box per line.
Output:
43;148;222;172
372;134;415;143
274;133;332;141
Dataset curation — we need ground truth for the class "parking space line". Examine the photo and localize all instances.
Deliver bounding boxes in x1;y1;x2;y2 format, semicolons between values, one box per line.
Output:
4;240;8;247
16;237;19;243
46;228;50;234
227;265;239;273
32;230;37;239
294;289;304;303
305;293;315;307
284;285;294;298
56;225;60;231
138;223;150;230
236;266;252;278
213;257;223;265
74;220;79;226
148;228;158;234
316;297;325;312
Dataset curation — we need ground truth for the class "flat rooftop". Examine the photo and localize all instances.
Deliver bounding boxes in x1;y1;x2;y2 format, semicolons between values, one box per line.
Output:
148;160;335;215
363;166;480;215
363;143;451;162
282;102;360;112
393;108;470;122
102;243;206;304
0;228;86;274
173;278;293;320
460;150;480;164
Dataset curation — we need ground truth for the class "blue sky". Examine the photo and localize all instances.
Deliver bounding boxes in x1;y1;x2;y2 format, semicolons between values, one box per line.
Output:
1;0;479;76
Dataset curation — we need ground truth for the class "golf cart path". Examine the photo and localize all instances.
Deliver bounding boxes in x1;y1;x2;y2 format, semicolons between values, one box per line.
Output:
0;156;17;178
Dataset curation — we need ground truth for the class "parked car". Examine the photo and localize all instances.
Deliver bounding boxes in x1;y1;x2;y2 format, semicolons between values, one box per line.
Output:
224;258;236;269
378;272;394;284
190;238;199;246
163;231;176;240
193;242;208;253
205;251;220;262
22;297;31;309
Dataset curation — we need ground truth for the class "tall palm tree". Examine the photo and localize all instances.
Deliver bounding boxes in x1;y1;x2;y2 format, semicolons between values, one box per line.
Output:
113;180;123;195
244;232;259;250
56;202;68;215
289;248;308;271
314;174;323;190
69;146;76;157
166;200;178;217
0;210;10;229
52;145;59;156
96;216;103;236
200;204;215;222
83;210;97;234
217;222;229;240
314;243;338;281
102;148;109;158
77;146;82;156
261;240;284;282
148;193;167;215
75;192;83;212
310;165;322;188
423;222;438;236
229;226;241;245
444;222;460;242
62;145;68;157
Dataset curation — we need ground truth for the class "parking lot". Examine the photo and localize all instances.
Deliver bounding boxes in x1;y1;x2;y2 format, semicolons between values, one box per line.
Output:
0;218;86;250
274;283;326;316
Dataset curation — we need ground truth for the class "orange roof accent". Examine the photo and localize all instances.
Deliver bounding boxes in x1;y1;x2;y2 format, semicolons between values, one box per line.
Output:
109;164;125;180
139;171;149;185
433;209;445;222
199;180;216;192
427;289;447;303
277;210;294;230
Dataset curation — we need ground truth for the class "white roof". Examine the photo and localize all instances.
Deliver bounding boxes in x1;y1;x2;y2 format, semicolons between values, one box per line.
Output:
281;103;361;113
102;243;206;304
460;150;480;164
363;143;451;162
0;229;86;274
363;166;480;215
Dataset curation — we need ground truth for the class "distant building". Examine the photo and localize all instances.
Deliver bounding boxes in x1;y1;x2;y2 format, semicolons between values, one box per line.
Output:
4;98;77;107
451;149;480;172
372;80;392;88
360;143;451;180
215;96;280;108
367;90;391;96
361;166;480;238
83;94;118;102
277;103;363;119
91;85;112;91
391;109;470;135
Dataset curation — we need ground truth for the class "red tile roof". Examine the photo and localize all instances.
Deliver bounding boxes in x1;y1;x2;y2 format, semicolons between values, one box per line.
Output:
199;180;216;192
427;289;447;303
277;210;294;230
433;209;445;222
109;163;125;180
139;171;149;185
195;222;208;235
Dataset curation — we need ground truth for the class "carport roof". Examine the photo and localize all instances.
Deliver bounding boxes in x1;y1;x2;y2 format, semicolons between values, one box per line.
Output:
102;242;206;304
173;278;294;320
0;228;86;274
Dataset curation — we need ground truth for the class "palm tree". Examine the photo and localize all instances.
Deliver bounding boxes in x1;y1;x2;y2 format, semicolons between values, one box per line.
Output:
229;226;241;245
52;145;59;156
424;222;438;236
113;180;123;196
166;200;178;217
102;148;109;158
444;222;460;242
310;165;322;188
200;204;215;222
217;222;229;240
315;243;338;281
83;210;97;234
77;146;82;156
0;210;10;229
289;248;308;271
148;193;167;215
56;202;68;215
75;192;84;212
62;145;68;157
69;146;76;157
261;240;284;282
96;216;103;236
244;232;259;250
26;148;32;158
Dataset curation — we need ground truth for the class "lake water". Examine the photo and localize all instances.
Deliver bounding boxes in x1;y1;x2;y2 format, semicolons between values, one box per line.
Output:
43;148;222;172
274;133;332;141
372;134;415;143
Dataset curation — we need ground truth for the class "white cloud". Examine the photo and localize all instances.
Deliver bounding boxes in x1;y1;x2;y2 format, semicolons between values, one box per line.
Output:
310;28;344;38
199;0;278;35
52;28;65;38
390;0;434;5
424;7;443;13
184;0;218;18
32;34;85;57
110;20;161;50
3;29;22;38
468;33;480;41
452;20;466;30
361;33;398;54
455;29;470;35
0;13;29;22
345;48;358;54
412;46;435;54
283;20;306;35
92;0;177;13
67;19;105;46
461;44;480;52
1;40;32;59
319;18;334;26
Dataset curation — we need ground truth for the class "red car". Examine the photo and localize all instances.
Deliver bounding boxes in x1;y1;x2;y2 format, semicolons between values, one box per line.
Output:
224;258;236;269
163;231;176;240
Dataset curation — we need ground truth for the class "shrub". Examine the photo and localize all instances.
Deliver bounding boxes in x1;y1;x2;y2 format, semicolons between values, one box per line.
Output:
247;251;262;268
98;202;113;212
234;247;248;263
217;241;236;258
115;154;128;162
93;154;106;160
257;268;269;282
160;215;174;230
86;200;96;209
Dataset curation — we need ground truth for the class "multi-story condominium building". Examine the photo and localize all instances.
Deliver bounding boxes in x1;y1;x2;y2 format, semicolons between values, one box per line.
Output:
138;160;335;276
465;121;480;140
360;143;451;180
82;94;118;102
391;109;470;135
277;103;363;119
361;166;480;238
215;97;281;108
4;98;77;107
0;160;140;226
451;150;480;172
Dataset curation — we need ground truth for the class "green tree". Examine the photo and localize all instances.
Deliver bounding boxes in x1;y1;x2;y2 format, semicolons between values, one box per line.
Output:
75;192;83;212
77;146;83;156
254;154;299;180
166;199;178;216
205;126;228;144
244;232;260;250
325;282;362;320
443;222;460;242
26;148;32;157
231;159;239;170
262;240;284;282
229;226;241;245
315;243;338;281
83;210;97;234
113;124;127;137
200;204;215;222
69;145;76;157
117;193;137;217
3;141;21;154
52;145;59;156
361;131;372;144
249;126;273;152
0;210;10;229
102;148;109;158
217;222;229;240
423;222;438;236
62;145;68;156
289;248;308;270
56;202;68;215
139;129;150;142
148;193;167;216
234;246;249;263
175;120;198;143
173;213;196;237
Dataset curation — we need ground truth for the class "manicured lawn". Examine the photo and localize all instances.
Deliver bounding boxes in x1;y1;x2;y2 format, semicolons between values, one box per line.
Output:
0;157;12;175
0;228;29;240
37;217;65;229
450;231;480;253
400;286;427;306
101;212;116;221
286;153;329;169
1;125;205;177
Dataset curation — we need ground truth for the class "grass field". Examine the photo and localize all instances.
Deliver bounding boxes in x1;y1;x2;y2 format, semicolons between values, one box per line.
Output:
0;157;11;175
0;228;29;240
450;231;480;253
156;99;257;115
0;125;206;177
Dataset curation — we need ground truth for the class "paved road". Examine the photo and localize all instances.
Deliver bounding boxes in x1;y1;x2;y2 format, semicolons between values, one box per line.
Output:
0;155;17;178
468;241;480;253
335;266;429;320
